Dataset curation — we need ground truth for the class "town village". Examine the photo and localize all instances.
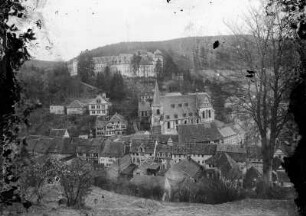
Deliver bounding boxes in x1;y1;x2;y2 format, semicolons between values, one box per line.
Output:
24;49;293;196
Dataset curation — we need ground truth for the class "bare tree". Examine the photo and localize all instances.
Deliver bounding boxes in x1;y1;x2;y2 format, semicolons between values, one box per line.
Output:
227;3;300;186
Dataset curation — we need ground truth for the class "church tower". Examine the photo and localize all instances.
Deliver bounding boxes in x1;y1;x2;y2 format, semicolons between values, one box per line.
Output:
151;81;162;135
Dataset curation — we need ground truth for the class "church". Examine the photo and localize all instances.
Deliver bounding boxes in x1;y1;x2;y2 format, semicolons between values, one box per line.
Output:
151;82;215;135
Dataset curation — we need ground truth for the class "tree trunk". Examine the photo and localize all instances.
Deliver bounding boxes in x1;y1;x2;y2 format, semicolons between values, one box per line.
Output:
261;137;273;189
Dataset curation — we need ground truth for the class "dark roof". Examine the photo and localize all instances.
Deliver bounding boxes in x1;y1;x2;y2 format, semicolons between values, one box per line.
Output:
49;129;68;138
138;158;161;172
170;158;204;180
101;139;125;158
205;152;242;179
75;137;105;154
121;163;137;175
217;145;247;153
177;123;223;144
108;113;127;125
66;100;86;108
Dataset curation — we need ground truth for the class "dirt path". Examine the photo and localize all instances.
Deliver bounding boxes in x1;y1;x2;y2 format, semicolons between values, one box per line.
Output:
2;186;298;216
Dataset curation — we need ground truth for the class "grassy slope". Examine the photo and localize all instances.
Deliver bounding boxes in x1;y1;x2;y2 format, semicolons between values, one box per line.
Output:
3;186;298;216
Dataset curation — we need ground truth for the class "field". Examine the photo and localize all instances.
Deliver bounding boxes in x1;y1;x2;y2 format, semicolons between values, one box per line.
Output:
2;185;298;216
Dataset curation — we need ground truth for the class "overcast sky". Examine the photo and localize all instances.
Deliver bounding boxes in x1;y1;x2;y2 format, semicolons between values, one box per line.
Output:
26;0;258;61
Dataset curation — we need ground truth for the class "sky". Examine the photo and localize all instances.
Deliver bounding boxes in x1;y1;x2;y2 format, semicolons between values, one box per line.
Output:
23;0;258;61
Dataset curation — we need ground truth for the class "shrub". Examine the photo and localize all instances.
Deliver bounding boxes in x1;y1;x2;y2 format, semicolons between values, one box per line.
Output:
171;177;245;204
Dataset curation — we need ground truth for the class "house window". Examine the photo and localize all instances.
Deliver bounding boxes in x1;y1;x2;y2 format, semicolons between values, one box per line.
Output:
202;111;205;119
178;104;182;108
171;104;175;108
166;115;170;119
184;103;188;107
189;112;193;116
92;111;95;114
91;105;95;109
175;120;178;125
167;121;171;129
208;109;211;118
183;113;187;117
157;109;160;115
174;114;178;118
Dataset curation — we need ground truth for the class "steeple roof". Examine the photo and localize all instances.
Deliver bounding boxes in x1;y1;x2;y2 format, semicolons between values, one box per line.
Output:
152;81;161;106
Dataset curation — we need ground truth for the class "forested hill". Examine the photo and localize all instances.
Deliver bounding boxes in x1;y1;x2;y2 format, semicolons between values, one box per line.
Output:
86;35;251;70
25;35;253;71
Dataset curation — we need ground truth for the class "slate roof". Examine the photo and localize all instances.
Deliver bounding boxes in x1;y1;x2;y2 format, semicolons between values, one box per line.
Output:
121;164;138;175
100;139;125;158
108;113;127;125
218;126;237;138
205;152;242;179
49;129;68;138
138;158;161;172
74;137;105;154
170;158;204;180
66;100;87;108
177;123;223;144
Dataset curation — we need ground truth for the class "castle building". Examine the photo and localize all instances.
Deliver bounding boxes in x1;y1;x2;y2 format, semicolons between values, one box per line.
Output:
93;50;163;78
151;82;215;135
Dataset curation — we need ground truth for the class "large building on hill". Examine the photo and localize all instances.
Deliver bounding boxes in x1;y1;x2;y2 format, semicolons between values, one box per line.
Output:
93;50;163;78
151;82;215;135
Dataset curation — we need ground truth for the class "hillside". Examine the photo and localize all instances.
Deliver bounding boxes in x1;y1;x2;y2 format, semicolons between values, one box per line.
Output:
21;35;251;72
88;35;247;71
3;186;297;216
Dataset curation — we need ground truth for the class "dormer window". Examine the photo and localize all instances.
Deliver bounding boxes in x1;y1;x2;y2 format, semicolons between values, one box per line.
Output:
174;114;178;118
178;104;182;108
171;104;175;108
189;112;193;116
183;113;187;117
97;99;101;104
166;115;170;119
184;103;188;107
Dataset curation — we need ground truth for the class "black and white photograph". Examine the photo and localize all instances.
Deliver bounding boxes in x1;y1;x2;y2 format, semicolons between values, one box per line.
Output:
1;0;306;215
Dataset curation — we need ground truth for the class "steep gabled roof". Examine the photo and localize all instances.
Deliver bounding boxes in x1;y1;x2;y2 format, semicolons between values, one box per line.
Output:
170;158;204;180
205;152;242;179
100;139;125;158
177;123;223;144
218;126;237;138
109;113;127;125
66;100;86;108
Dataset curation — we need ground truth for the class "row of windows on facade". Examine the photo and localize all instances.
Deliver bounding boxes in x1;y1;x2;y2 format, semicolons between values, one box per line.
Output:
156;110;212;119
91;110;106;115
140;111;150;117
91;104;106;109
96;130;124;136
166;118;199;129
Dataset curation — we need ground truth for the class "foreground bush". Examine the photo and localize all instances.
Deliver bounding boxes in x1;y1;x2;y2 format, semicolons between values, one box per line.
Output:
171;177;245;204
94;175;244;204
94;176;164;200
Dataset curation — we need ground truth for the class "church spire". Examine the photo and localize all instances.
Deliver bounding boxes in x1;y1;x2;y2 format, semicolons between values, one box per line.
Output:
152;80;160;106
